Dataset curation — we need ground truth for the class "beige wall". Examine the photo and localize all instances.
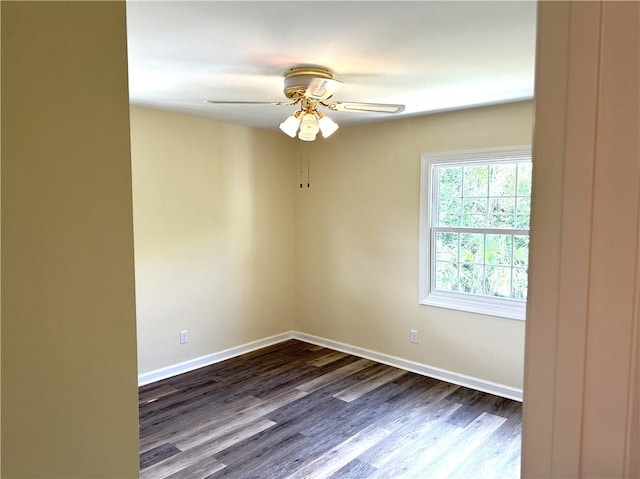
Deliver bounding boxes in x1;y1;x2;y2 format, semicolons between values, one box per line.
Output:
523;1;640;476
1;2;139;477
131;107;297;374
132;102;531;389
295;101;532;389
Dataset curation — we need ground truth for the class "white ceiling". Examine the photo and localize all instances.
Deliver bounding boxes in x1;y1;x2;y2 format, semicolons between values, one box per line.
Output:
126;1;537;131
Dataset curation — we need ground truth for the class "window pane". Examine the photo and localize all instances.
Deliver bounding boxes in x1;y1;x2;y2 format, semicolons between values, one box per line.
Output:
485;234;513;265
516;197;531;229
462;198;488;227
486;266;512;298
512;267;528;300
439;214;461;227
438;167;462;198
489;198;516;228
517;163;532;196
489;164;516;197
463;165;488;197
460;233;484;263
460;263;485;295
513;235;529;267
435;232;459;261
435;261;459;292
422;148;531;316
438;198;461;226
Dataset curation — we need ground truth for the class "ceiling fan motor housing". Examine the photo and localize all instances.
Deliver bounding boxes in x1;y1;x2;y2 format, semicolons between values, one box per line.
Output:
283;65;334;99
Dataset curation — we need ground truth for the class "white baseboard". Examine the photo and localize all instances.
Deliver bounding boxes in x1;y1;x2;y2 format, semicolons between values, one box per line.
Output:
291;332;523;402
138;330;523;402
137;331;295;386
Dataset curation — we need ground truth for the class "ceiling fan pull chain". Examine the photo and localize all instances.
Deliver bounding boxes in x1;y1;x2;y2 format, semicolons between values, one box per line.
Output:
306;142;311;188
299;144;304;188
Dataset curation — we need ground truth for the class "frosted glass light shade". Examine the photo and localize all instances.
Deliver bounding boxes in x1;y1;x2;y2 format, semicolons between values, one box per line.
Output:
318;116;339;138
299;113;320;136
279;115;300;137
298;130;317;141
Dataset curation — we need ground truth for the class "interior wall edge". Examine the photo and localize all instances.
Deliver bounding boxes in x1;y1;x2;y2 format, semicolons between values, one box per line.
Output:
521;1;572;476
523;1;640;476
2;2;139;476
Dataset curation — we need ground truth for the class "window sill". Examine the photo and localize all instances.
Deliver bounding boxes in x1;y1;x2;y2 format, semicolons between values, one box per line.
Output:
420;291;526;321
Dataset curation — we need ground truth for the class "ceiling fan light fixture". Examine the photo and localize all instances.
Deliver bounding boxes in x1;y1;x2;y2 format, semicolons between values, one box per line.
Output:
318;115;339;138
279;114;300;138
206;64;406;140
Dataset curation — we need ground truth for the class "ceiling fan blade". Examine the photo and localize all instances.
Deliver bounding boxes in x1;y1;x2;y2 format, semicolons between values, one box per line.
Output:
325;101;405;114
304;78;344;101
205;100;292;106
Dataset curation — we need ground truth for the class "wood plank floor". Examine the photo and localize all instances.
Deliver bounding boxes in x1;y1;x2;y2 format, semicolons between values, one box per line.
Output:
139;340;522;478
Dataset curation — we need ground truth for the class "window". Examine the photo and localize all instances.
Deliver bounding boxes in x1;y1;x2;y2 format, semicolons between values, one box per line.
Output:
419;146;532;320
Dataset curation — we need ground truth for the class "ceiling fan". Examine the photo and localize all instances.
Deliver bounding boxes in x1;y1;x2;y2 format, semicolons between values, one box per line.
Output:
205;65;405;141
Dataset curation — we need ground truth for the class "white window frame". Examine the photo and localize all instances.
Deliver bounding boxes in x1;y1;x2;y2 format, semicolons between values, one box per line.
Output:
418;145;532;321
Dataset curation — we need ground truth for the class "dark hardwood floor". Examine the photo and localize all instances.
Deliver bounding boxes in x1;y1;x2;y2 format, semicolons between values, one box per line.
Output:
139;340;522;478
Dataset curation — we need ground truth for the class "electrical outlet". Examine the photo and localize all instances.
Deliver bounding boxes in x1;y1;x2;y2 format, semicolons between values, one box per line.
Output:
410;329;418;344
180;330;189;344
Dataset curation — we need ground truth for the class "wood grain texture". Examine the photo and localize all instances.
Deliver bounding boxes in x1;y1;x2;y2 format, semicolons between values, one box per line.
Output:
139;340;522;478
